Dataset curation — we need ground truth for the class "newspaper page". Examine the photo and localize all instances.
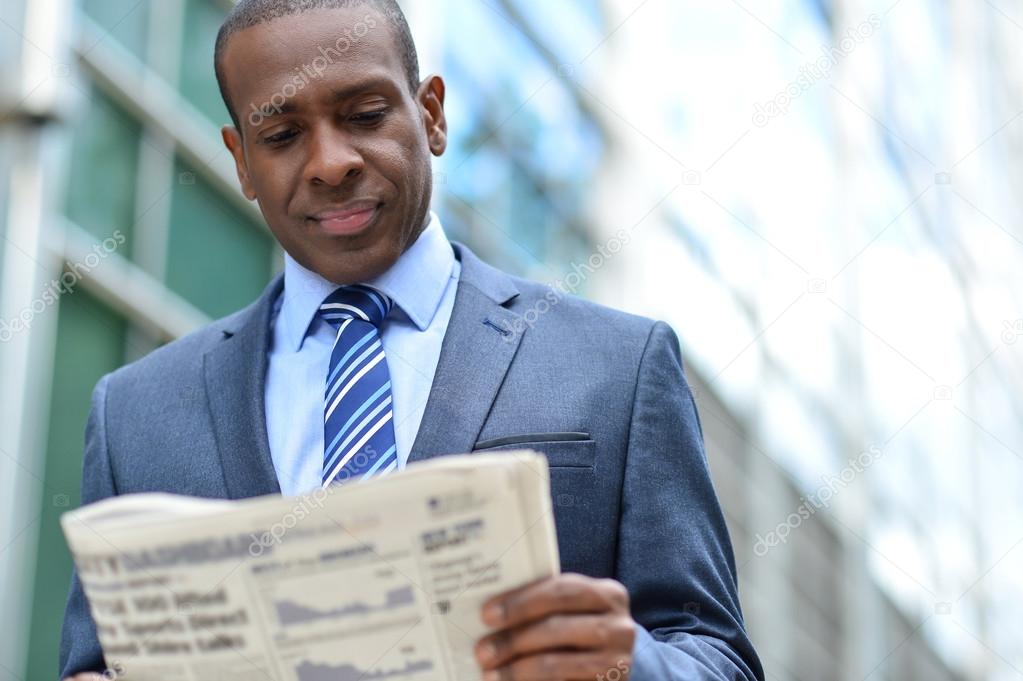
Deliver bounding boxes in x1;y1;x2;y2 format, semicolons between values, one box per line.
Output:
60;451;560;681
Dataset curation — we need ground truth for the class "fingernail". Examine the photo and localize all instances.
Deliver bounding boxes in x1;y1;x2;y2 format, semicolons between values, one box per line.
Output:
482;671;501;681
483;602;503;624
477;641;496;664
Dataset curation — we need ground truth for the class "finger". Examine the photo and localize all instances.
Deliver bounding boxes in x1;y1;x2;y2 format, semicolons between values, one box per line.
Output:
477;613;635;670
482;574;629;630
481;650;622;681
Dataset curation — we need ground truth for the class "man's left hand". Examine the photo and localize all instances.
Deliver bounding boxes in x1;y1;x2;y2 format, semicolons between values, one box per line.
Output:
475;573;636;681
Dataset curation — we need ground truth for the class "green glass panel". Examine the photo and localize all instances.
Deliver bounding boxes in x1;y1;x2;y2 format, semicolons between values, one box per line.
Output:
179;0;232;125
25;289;128;679
81;0;150;62
165;158;272;318
64;85;140;252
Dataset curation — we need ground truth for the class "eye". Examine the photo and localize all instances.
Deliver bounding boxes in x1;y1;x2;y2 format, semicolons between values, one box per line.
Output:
350;108;388;126
261;129;298;146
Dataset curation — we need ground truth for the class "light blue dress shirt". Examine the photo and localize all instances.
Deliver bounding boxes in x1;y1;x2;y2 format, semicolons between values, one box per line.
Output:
264;213;461;495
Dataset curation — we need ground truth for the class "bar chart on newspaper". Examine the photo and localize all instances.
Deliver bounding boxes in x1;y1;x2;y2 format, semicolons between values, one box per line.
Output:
253;539;441;681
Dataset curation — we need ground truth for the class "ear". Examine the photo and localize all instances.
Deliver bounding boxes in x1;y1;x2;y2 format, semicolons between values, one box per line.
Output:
221;125;257;200
417;75;447;157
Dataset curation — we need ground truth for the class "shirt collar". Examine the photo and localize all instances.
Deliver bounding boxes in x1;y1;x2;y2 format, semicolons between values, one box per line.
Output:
278;212;455;352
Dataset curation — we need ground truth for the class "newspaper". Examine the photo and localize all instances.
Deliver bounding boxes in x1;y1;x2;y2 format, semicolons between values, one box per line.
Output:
61;451;560;681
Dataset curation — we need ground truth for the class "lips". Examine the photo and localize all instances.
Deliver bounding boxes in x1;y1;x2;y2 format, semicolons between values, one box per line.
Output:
310;200;381;236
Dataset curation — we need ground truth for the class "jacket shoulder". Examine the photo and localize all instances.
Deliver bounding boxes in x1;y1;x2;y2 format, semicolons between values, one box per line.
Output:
102;303;252;391
505;274;662;344
454;240;660;345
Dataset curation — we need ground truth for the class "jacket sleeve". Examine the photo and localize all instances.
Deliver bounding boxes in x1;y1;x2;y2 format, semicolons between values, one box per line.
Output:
616;322;763;681
59;373;115;678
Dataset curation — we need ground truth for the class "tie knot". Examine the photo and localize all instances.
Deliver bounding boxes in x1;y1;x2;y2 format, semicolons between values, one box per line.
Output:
318;285;391;329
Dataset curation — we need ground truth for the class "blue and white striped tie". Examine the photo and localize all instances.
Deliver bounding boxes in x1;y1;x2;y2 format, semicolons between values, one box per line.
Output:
318;285;398;486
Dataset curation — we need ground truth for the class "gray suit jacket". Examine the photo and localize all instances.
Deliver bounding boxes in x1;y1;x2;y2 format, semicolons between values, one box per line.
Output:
60;242;763;680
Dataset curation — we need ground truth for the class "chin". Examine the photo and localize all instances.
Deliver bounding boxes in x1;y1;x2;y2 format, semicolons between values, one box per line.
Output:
280;212;418;284
312;243;401;285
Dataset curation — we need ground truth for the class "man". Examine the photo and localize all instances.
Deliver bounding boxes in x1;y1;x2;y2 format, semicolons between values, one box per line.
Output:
60;1;763;680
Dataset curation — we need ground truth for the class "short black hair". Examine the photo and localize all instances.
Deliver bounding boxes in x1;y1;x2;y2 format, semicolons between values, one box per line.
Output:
214;0;420;131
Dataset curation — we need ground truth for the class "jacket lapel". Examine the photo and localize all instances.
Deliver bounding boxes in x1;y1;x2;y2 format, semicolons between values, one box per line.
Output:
408;242;524;463
203;240;523;492
204;275;284;499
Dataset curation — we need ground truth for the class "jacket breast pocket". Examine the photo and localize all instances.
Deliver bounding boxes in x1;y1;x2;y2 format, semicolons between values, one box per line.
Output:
471;434;595;469
471;436;608;574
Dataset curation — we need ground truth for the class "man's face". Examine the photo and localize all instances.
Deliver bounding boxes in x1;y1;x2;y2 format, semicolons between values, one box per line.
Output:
220;7;447;284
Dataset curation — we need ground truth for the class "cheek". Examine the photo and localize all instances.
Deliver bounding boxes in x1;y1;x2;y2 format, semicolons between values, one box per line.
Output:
250;163;298;214
377;136;428;197
380;115;429;169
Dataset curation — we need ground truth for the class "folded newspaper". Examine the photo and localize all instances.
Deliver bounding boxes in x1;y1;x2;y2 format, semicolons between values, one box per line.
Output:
61;451;560;681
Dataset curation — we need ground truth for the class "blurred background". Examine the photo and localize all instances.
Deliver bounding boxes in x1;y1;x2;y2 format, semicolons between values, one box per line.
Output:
1;0;1021;679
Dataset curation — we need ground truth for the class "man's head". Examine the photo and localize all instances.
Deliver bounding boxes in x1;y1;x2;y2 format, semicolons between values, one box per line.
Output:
215;0;448;285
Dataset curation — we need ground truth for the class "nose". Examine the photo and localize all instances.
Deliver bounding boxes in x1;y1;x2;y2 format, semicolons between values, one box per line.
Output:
302;125;364;186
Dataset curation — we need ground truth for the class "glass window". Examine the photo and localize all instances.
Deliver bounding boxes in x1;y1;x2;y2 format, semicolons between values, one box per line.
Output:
438;1;605;274
179;0;232;125
164;158;273;318
64;86;141;251
25;288;129;673
81;0;151;62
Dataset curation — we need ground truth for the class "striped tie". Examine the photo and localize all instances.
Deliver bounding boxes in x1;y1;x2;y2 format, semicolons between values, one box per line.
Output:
318;284;398;486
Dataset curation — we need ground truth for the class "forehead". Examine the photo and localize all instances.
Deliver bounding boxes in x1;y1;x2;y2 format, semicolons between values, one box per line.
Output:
221;7;405;110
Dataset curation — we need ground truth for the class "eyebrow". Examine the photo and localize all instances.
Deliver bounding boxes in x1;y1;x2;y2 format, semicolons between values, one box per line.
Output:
326;77;396;105
248;77;397;127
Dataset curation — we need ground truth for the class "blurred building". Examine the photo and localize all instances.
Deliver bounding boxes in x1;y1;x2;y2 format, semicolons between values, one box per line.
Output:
1;1;1019;680
568;2;1022;680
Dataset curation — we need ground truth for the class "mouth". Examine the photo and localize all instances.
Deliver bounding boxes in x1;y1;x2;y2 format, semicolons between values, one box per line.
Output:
309;200;382;237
